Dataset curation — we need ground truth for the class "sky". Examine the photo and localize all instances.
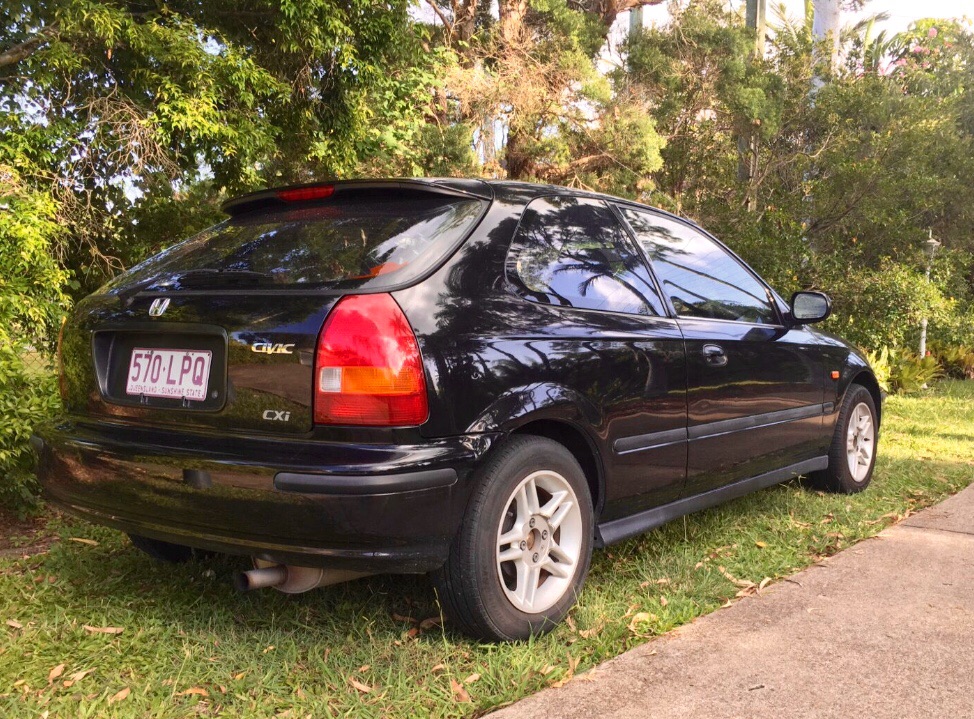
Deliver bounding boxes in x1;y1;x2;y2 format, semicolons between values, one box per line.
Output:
639;0;972;34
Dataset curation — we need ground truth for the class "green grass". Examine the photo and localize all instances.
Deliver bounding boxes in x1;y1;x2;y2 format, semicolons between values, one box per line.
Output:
2;381;973;718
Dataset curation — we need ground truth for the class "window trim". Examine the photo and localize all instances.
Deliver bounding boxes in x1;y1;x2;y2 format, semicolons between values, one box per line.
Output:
611;204;785;327
503;194;668;320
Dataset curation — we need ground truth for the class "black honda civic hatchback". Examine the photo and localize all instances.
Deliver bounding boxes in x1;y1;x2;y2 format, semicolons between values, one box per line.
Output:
34;178;880;641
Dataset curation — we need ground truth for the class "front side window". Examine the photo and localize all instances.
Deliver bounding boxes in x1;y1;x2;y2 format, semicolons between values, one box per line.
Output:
620;208;776;324
506;196;665;316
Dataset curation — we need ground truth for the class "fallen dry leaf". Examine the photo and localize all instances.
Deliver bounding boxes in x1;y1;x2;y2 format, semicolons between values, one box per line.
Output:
628;612;656;634
176;687;209;698
419;616;441;630
755;541;767;548
659;596;669;607
233;671;247;681
347;677;373;694
69;669;95;682
48;664;65;683
430;664;447;674
109;687;130;704
68;538;99;547
83;625;123;635
578;623;603;639
6;619;23;630
717;566;755;590
463;673;481;685
758;577;773;591
391;613;417;624
450;678;471;703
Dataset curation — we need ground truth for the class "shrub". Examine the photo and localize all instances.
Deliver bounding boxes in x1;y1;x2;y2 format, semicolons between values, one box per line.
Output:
0;161;69;512
819;260;949;353
0;352;59;512
928;342;974;380
888;349;944;394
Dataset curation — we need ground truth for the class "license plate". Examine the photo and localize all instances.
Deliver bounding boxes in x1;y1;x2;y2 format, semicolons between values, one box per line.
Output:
126;348;212;401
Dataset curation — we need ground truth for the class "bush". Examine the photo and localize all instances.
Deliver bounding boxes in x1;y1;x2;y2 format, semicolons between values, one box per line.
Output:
889;349;944;394
0;160;69;512
819;260;949;353
929;342;974;380
0;352;59;513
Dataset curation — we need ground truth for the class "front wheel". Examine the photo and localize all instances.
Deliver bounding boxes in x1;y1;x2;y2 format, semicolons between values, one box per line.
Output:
433;435;593;641
810;384;878;494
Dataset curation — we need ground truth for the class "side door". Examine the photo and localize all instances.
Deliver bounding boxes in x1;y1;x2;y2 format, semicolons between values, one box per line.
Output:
617;206;828;495
504;195;688;519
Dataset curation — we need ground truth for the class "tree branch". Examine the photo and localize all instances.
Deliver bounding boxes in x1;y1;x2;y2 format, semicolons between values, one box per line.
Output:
0;25;59;69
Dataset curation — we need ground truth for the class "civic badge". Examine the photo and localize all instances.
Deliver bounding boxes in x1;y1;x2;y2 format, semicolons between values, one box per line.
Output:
148;298;170;317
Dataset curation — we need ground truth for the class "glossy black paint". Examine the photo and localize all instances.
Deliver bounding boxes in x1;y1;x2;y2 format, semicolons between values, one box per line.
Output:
35;179;880;573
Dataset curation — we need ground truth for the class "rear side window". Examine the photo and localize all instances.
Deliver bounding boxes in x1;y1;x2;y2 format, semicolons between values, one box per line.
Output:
620;208;776;325
506;196;665;316
103;191;486;293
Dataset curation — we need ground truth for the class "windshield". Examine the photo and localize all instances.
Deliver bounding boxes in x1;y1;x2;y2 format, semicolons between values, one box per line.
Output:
102;191;486;293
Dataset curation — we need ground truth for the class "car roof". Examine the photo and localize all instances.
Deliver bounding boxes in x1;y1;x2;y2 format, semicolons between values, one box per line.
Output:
224;177;681;224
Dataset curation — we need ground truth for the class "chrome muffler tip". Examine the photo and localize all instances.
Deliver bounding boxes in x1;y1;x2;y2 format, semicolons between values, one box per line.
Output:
234;564;288;592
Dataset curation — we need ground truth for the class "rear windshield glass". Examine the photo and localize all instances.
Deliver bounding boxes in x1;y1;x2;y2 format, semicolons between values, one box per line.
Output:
102;191;486;293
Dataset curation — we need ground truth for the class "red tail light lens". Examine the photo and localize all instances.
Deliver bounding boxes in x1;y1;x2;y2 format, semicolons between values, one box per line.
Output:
276;185;334;203
314;293;428;426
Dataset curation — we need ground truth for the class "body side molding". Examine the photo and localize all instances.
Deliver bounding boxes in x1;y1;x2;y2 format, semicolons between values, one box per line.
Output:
596;456;828;546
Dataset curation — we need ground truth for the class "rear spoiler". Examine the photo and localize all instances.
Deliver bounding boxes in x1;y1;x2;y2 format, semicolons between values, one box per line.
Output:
221;178;494;217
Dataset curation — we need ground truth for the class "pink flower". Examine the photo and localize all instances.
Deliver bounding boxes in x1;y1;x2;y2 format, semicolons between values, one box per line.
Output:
928;27;938;38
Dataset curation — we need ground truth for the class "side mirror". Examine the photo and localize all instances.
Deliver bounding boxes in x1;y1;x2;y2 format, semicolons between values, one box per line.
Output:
790;291;832;325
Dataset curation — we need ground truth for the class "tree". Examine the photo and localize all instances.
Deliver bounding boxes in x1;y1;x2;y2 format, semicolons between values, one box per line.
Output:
0;0;447;292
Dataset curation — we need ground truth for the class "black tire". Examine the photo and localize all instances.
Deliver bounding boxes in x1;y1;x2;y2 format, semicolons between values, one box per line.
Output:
809;384;879;494
128;534;195;563
433;435;594;642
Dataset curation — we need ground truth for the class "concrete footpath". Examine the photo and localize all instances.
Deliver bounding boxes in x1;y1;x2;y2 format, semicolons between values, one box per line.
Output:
491;484;974;719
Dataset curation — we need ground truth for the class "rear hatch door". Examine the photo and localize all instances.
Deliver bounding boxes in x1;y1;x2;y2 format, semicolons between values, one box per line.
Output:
64;182;489;435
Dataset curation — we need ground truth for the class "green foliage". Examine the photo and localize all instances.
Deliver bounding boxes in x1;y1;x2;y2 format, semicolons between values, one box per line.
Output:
0;352;58;513
888;349;944;394
0;152;69;512
928;342;974;380
864;347;892;395
819;261;949;352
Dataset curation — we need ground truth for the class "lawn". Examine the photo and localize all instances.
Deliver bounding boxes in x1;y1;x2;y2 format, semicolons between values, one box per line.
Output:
2;381;973;718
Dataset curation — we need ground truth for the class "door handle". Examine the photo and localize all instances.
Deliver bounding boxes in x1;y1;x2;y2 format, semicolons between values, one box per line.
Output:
702;344;728;367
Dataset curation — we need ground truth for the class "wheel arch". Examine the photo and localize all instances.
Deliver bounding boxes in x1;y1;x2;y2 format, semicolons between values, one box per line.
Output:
846;370;883;428
510;419;605;518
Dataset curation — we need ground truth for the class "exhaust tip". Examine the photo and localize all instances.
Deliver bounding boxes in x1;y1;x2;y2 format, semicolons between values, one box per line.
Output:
234;565;288;592
232;571;251;593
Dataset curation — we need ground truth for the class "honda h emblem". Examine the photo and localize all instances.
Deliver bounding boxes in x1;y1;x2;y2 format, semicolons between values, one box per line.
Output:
148;298;170;317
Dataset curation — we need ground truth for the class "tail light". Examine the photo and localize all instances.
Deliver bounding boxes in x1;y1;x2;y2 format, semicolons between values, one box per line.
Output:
314;293;429;426
276;185;334;203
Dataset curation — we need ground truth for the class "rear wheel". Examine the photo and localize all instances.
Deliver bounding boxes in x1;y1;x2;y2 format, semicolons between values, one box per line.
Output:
810;384;878;494
128;534;195;563
433;435;593;641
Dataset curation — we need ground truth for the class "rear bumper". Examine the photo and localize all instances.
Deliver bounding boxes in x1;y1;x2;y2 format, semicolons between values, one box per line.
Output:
32;420;499;573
